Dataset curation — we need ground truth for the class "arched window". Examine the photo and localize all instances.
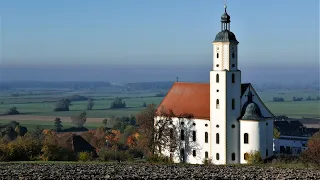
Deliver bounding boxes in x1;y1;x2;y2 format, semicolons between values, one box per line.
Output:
232;153;235;161
232;52;235;58
192;131;196;142
232;99;235;110
216;153;220;160
216;53;219;58
181;130;185;141
193;150;196;157
244;133;249;144
232;73;235;83
216;99;220;109
170;129;173;139
205;132;208;143
205;151;208;159
244;153;249;160
216;133;220;144
180;148;185;162
216;74;219;83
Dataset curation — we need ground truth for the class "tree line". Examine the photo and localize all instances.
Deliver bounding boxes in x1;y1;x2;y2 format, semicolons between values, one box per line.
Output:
272;96;320;102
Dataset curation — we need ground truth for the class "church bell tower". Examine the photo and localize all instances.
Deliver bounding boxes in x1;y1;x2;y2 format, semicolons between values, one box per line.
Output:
210;4;242;164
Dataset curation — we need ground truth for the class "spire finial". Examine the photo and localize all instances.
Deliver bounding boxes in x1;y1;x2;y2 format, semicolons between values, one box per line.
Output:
224;0;227;12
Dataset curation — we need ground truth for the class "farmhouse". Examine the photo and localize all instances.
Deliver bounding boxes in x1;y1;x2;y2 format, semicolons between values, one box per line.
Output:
156;5;275;165
273;120;318;155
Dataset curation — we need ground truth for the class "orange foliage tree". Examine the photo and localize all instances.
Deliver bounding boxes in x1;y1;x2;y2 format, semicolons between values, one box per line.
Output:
301;131;320;166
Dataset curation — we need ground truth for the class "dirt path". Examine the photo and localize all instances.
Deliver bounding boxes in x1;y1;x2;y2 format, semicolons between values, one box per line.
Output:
0;115;105;123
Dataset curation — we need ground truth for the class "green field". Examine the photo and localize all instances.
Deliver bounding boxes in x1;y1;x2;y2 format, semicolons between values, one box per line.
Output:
0;88;319;130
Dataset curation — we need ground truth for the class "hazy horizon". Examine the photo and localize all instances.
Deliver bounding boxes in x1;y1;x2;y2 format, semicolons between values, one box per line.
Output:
0;0;319;85
0;63;319;85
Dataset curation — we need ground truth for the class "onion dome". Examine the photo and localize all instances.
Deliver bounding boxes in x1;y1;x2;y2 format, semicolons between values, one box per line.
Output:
240;87;265;120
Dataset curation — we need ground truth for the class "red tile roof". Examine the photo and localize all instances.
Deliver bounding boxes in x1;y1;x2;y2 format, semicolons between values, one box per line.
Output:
157;82;250;120
157;82;210;120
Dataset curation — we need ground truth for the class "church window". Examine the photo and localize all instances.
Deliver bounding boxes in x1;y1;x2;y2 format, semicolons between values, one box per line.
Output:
266;149;268;157
216;125;219;128
193;150;196;157
266;122;268;126
232;73;235;83
192;131;196;142
232;99;235;110
232;153;235;161
181;130;185;141
205;151;208;159
216;133;220;144
244;153;249;160
205;132;208;143
217;89;219;92
231;124;235;128
205;124;208;127
244;133;249;144
216;74;219;83
232;52;235;58
216;64;219;67
232;64;235;67
193;123;196;126
216;153;220;160
180;148;185;162
217;47;219;50
217;53;219;58
181;122;184;125
216;99;220;109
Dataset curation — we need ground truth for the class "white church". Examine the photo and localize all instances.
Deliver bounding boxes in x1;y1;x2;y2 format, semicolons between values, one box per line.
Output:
156;5;275;164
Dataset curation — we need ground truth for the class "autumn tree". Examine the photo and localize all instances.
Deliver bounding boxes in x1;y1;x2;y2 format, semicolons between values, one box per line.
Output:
301;131;320;166
105;130;121;147
71;111;87;128
136;104;181;157
274;128;280;138
136;104;157;156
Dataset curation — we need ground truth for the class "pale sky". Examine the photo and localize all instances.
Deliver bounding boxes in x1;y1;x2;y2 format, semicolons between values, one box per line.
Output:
0;0;319;67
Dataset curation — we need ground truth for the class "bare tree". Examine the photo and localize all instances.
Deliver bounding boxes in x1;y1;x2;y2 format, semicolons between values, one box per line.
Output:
136;105;199;162
153;107;175;155
171;113;200;163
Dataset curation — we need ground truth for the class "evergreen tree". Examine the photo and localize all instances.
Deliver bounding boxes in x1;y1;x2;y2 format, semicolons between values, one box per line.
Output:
54;117;63;132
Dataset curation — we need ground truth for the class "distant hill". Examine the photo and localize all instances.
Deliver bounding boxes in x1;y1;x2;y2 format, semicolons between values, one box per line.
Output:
0;81;111;90
126;81;174;91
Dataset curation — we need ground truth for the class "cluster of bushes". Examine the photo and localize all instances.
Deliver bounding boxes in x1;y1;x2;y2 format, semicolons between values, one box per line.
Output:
273;96;320;102
273;97;284;102
306;96;320;101
293;97;303;101
0;121;27;143
110;97;126;109
112;115;136;133
4;107;20;115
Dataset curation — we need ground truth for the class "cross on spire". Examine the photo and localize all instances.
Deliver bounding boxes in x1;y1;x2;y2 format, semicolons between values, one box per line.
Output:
176;77;179;82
